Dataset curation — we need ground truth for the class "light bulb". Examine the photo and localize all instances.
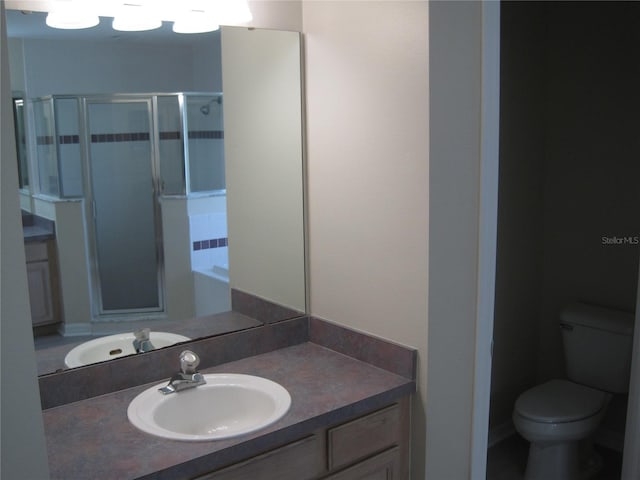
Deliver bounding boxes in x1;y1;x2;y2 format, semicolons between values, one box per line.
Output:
112;4;162;32
172;10;220;34
46;1;99;30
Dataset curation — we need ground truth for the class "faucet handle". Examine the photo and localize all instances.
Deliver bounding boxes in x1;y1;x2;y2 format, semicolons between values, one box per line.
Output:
134;328;151;341
179;350;200;374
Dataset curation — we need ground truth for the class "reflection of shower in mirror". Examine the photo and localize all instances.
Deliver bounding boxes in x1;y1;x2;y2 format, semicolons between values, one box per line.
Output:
200;95;223;115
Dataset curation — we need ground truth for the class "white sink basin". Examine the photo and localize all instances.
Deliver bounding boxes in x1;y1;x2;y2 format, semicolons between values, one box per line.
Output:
127;374;291;441
64;332;190;368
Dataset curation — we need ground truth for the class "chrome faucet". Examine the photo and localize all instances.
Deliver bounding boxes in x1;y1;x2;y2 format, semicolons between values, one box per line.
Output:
133;328;155;353
159;350;206;394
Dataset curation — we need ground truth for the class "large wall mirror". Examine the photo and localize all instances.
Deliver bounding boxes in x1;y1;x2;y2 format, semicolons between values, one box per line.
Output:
5;7;306;376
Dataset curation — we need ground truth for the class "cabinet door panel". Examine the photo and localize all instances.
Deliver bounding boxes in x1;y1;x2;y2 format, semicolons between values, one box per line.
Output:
325;447;399;480
328;404;400;470
197;435;323;480
27;260;54;325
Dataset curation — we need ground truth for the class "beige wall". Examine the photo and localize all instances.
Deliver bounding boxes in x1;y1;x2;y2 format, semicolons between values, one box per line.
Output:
246;0;302;31
222;26;306;312
302;2;429;477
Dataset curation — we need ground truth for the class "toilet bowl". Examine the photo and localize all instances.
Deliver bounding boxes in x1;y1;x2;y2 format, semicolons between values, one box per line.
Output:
513;379;609;480
512;303;634;480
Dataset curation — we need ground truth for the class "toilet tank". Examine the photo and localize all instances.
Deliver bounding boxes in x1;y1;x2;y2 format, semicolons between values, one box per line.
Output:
560;303;635;393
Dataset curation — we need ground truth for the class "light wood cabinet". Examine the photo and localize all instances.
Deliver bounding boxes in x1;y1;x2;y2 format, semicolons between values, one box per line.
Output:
197;435;324;480
195;397;410;480
25;241;59;326
324;447;399;480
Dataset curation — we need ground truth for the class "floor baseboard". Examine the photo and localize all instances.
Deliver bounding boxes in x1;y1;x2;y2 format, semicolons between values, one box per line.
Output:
489;421;516;448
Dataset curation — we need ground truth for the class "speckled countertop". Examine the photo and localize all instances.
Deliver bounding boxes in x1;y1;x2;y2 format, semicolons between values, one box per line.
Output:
43;342;415;480
23;224;55;241
22;212;56;242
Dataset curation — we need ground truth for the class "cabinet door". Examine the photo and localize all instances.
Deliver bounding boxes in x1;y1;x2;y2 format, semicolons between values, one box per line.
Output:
327;404;401;471
324;447;400;480
197;435;324;480
27;260;54;325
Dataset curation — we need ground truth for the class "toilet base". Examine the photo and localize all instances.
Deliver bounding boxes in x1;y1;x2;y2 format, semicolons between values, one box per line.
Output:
524;440;603;480
524;441;580;480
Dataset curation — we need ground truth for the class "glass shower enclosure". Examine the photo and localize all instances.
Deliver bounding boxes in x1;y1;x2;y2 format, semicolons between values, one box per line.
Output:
29;92;225;319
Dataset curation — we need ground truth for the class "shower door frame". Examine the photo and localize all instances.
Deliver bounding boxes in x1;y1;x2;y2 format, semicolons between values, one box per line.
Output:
80;94;166;321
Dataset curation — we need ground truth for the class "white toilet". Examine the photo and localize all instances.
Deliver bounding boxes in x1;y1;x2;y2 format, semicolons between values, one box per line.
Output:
512;303;635;480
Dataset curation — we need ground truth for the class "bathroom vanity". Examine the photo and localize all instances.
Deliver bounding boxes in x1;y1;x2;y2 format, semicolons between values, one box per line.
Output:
196;398;410;480
41;317;416;479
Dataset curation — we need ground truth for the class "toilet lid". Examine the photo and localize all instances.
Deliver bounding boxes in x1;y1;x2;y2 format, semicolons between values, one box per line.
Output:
515;379;607;423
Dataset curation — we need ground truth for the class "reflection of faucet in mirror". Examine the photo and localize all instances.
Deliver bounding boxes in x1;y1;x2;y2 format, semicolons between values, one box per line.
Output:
133;328;155;354
5;7;307;377
159;350;206;395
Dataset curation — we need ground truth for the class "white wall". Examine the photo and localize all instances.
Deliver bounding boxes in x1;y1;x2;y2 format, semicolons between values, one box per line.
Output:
246;0;302;31
427;2;489;478
162;197;196;322
54;200;92;331
0;5;50;477
21;38;201;97
302;2;429;477
7;37;24;92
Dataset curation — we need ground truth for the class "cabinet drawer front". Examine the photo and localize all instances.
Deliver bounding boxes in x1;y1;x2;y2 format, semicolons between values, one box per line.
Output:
325;447;399;480
25;242;48;262
198;434;323;480
327;404;400;470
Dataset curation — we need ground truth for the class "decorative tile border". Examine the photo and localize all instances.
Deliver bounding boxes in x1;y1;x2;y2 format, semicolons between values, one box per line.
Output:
188;130;224;139
159;131;180;140
90;132;150;143
59;135;80;144
36;130;223;145
193;237;228;251
36;135;55;145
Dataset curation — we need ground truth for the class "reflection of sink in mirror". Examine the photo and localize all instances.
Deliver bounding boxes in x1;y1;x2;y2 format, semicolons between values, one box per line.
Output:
64;332;191;368
193;265;231;317
127;374;291;441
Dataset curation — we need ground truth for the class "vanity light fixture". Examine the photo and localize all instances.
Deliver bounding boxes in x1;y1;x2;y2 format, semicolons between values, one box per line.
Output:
42;0;253;32
45;0;99;30
112;3;161;32
172;9;220;34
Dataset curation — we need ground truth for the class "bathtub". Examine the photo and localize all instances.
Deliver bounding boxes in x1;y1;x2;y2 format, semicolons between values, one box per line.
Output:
193;265;231;317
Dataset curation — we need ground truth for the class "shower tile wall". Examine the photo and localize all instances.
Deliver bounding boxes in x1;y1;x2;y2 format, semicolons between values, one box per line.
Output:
54;98;83;197
189;212;228;270
186;95;225;193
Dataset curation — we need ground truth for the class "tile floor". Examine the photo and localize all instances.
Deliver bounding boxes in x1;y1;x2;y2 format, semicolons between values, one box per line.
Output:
487;435;622;480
